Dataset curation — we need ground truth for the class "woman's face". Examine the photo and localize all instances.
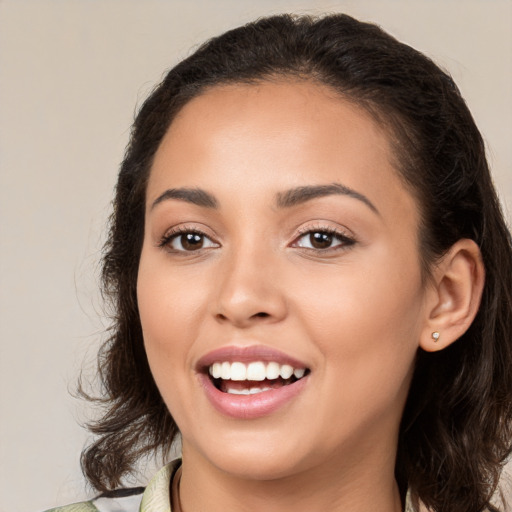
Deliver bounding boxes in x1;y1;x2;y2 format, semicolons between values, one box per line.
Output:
138;80;429;480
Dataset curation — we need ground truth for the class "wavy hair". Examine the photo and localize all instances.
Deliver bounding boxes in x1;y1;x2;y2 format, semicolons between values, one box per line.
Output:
81;14;512;512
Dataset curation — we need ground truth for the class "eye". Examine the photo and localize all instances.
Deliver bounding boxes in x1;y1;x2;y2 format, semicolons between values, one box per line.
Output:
160;229;219;252
293;228;355;251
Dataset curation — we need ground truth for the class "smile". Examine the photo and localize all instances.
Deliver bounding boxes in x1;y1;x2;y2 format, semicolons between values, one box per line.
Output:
197;347;311;418
208;361;308;395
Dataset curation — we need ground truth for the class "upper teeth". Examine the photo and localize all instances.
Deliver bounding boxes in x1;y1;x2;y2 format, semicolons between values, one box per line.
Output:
209;361;306;381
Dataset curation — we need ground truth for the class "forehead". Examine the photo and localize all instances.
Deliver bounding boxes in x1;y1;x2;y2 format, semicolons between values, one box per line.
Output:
164;80;389;162
148;80;417;225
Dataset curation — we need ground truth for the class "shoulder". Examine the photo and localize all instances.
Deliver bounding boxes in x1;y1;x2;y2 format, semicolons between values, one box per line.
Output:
42;460;181;512
43;488;144;512
43;502;97;512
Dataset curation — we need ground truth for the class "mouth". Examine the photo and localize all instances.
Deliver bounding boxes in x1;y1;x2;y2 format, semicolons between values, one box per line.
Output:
196;346;311;418
207;361;310;395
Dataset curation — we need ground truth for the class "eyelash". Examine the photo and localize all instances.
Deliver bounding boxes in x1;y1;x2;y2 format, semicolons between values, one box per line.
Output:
158;226;218;253
292;225;356;253
158;225;356;254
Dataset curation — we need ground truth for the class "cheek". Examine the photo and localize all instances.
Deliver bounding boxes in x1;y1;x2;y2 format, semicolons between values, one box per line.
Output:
291;246;423;398
302;287;420;443
136;250;207;380
136;255;204;425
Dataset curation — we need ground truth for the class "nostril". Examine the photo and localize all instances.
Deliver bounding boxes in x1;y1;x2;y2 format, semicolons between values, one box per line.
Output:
214;310;275;325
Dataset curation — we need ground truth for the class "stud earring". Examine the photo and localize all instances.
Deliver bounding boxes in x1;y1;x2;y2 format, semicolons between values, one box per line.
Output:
431;331;440;342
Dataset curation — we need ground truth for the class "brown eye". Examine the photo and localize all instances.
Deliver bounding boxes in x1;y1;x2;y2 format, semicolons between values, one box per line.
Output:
163;230;219;252
309;232;333;249
180;233;204;250
293;229;354;251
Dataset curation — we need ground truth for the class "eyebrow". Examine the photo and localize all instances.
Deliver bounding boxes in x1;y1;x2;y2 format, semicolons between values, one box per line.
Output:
276;183;379;215
150;182;379;215
151;188;218;210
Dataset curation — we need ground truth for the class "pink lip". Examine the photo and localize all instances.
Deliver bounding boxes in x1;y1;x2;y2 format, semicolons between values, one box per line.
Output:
196;345;310;419
198;372;309;419
196;345;308;370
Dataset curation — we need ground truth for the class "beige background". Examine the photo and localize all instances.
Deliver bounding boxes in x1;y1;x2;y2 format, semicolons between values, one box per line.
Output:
0;1;511;511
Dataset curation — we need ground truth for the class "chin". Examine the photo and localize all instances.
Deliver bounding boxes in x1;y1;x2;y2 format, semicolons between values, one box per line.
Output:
212;450;311;481
183;426;329;482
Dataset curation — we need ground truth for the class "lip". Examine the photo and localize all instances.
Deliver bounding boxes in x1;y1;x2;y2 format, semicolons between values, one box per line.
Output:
196;345;308;370
196;345;310;419
198;372;309;419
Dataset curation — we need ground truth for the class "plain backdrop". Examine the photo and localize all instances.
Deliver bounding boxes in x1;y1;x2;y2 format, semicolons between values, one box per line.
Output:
1;1;511;511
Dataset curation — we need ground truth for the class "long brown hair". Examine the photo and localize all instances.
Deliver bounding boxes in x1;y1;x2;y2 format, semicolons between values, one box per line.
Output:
81;14;512;512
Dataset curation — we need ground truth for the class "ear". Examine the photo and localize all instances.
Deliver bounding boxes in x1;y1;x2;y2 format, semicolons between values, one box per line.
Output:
419;239;485;352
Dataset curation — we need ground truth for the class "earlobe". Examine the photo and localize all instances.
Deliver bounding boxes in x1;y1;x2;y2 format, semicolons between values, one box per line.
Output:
419;239;485;353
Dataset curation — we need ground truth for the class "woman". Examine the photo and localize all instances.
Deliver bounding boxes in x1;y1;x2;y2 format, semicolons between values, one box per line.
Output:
50;13;512;512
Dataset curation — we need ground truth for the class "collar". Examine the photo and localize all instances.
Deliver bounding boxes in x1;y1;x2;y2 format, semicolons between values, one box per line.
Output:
139;460;180;512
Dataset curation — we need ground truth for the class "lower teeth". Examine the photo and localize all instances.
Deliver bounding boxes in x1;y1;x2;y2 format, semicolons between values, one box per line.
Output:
214;376;300;394
226;387;272;395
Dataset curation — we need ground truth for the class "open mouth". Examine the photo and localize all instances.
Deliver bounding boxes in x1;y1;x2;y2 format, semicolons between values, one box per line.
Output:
207;361;310;395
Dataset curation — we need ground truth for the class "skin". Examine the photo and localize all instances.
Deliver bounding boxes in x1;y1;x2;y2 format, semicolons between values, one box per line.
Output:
137;80;483;512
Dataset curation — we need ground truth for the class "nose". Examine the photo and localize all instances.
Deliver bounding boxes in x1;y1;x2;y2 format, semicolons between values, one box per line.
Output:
213;245;288;328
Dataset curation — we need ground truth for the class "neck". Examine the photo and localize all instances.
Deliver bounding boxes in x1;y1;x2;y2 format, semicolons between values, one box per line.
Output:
177;445;403;512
